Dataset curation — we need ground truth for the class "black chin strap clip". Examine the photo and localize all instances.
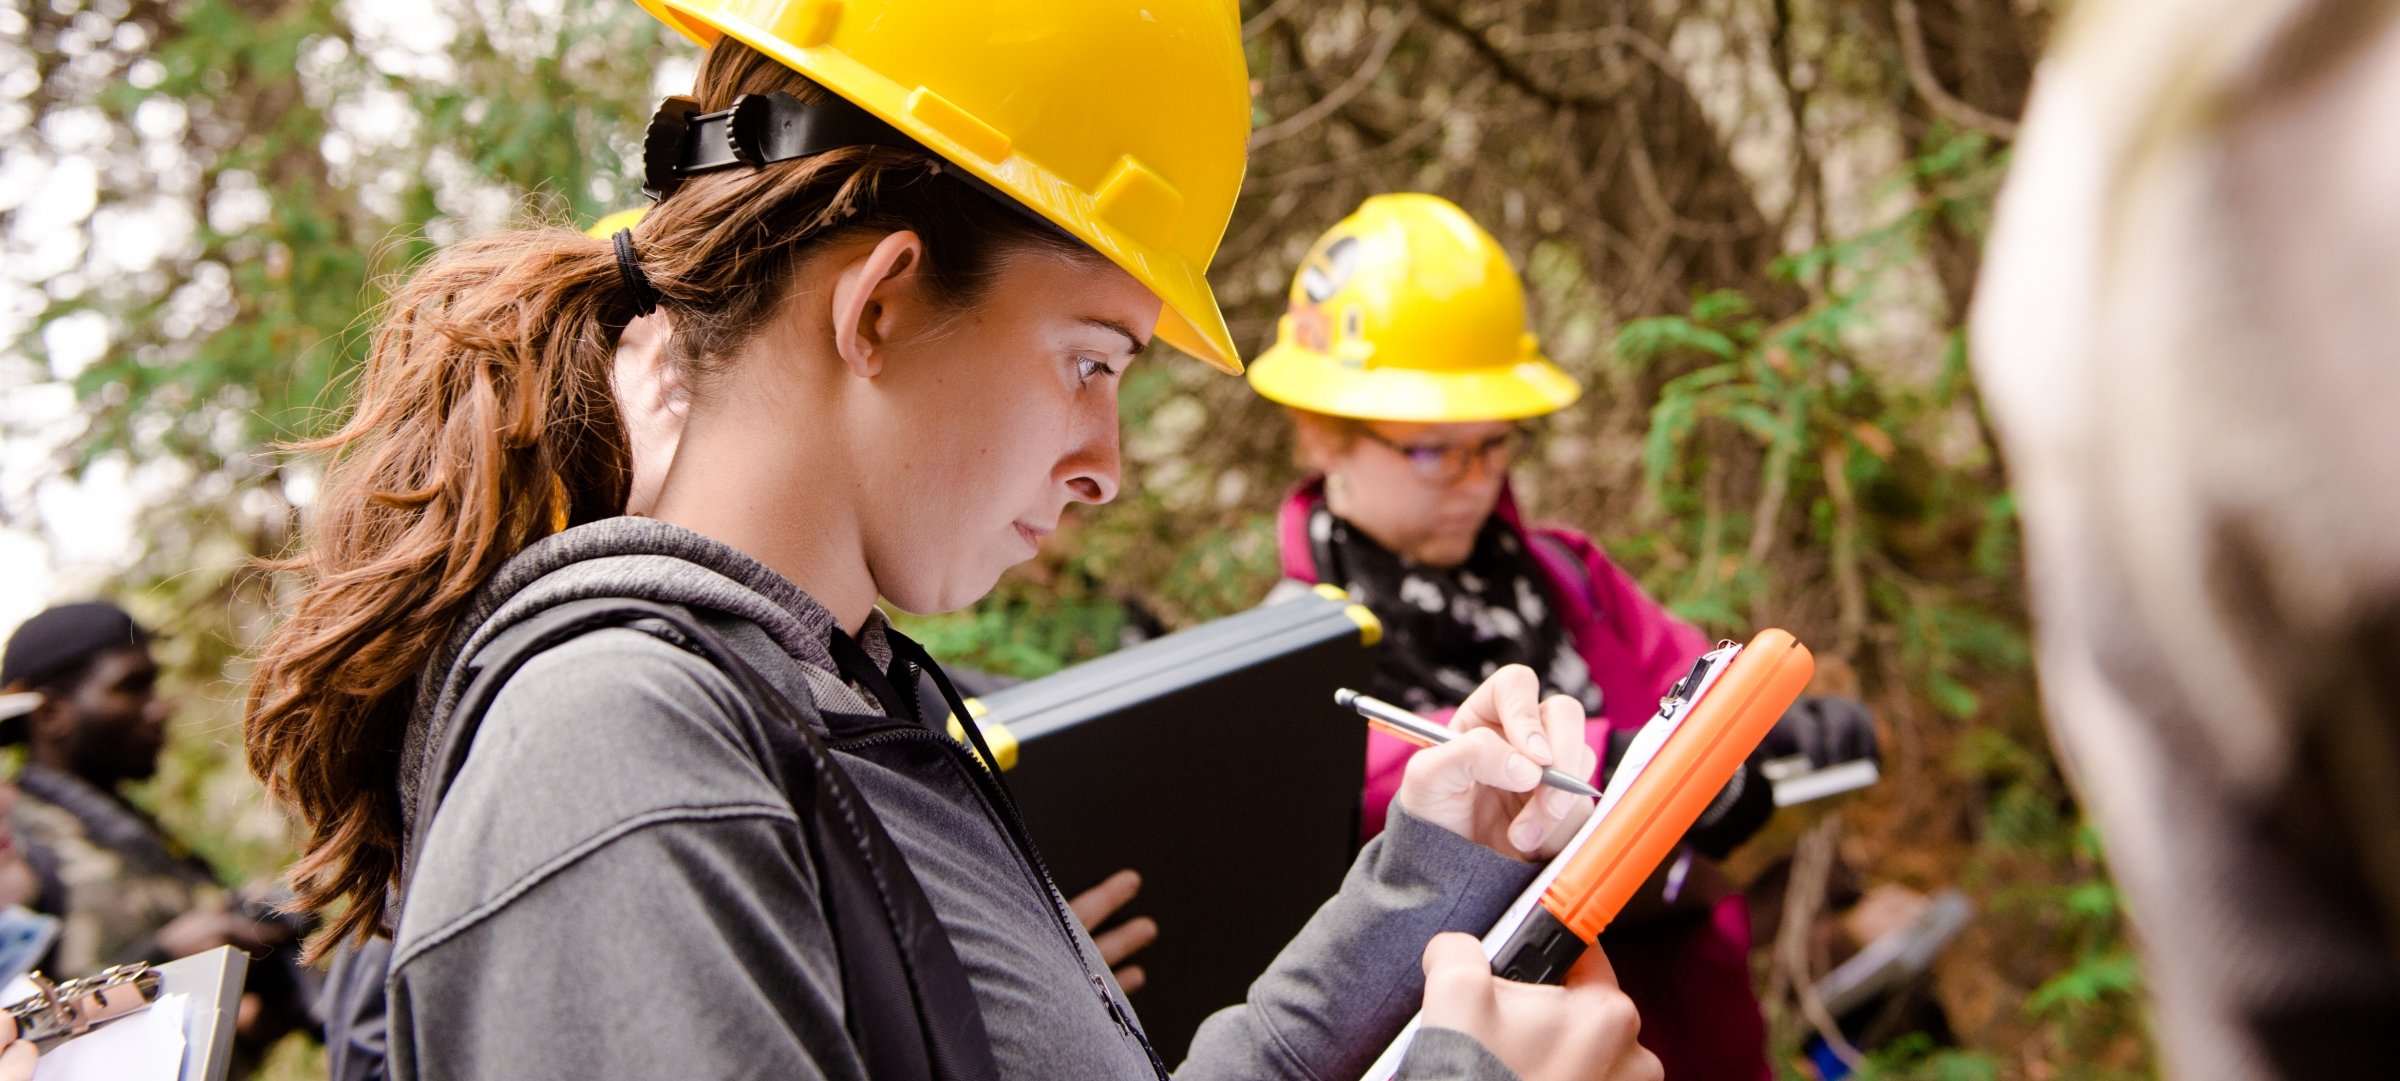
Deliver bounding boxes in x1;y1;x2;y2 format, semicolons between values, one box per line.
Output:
636;91;1079;245
642;91;915;201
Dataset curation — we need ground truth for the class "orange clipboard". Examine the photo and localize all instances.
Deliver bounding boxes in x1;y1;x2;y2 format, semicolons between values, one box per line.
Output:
1363;629;1813;1078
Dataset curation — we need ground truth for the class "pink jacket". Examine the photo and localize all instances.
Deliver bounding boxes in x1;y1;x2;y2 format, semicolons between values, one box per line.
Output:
1278;477;1771;1081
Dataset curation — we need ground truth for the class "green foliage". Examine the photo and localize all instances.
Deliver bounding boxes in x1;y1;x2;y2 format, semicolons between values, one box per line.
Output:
1618;130;2017;674
895;586;1130;682
5;9;676;1076
1850;1035;2004;1081
2028;950;2142;1017
1616;130;2150;1071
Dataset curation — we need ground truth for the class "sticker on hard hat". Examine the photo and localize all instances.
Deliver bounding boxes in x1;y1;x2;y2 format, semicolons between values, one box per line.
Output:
1298;235;1361;302
1291;306;1332;353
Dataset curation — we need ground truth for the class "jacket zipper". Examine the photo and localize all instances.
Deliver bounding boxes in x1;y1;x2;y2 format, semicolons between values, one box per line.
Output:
829;722;1171;1078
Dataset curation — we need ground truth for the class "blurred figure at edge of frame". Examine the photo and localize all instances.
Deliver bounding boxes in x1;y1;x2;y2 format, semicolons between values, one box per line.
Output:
1976;0;2400;1077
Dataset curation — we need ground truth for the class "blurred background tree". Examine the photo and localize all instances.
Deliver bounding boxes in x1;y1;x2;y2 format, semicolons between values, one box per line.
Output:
0;0;2146;1076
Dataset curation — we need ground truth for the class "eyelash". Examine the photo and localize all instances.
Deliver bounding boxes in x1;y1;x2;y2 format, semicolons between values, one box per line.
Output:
1075;356;1117;386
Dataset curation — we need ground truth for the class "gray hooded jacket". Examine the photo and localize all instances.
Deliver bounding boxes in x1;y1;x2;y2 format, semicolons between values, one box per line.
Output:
386;519;1536;1079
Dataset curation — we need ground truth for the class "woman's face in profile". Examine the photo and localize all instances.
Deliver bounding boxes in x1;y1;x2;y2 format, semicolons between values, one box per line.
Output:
852;248;1162;615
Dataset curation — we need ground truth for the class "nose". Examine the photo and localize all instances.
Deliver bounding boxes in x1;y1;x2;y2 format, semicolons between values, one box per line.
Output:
1059;400;1123;507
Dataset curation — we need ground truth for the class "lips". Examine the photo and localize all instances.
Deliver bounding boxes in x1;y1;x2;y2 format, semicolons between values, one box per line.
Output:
1013;521;1053;552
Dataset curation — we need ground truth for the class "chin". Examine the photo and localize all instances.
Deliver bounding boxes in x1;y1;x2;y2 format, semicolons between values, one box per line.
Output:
884;563;1010;616
1412;538;1477;569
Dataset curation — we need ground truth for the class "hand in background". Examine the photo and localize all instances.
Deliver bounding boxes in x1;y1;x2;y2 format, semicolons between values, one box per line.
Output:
1068;869;1159;994
1760;695;1879;768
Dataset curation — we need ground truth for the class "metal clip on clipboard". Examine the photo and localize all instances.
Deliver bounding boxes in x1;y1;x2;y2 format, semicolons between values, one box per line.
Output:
5;962;164;1044
1363;629;1816;1079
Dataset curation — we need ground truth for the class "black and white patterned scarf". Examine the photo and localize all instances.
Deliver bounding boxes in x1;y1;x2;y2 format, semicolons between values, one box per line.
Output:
1312;505;1602;716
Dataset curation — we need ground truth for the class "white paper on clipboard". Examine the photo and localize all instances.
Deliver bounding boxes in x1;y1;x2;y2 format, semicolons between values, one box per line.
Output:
27;993;187;1081
1360;641;1742;1080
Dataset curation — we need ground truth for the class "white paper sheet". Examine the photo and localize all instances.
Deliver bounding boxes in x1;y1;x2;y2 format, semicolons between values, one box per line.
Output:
30;992;186;1081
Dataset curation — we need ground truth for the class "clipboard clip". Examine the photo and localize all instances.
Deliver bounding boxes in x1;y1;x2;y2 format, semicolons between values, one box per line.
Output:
5;962;164;1043
1657;640;1740;715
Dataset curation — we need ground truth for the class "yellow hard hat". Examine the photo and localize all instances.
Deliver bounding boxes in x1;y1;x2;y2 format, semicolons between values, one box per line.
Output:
586;206;648;240
1247;193;1581;421
632;0;1251;373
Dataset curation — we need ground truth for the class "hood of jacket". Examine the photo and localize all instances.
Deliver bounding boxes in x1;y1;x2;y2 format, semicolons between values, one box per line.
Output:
397;516;871;837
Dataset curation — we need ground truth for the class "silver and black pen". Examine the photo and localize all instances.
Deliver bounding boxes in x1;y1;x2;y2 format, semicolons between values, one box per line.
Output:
1336;688;1603;799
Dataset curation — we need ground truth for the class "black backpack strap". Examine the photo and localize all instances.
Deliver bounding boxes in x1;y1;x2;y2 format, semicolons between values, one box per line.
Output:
889;632;1174;1081
407;597;1000;1081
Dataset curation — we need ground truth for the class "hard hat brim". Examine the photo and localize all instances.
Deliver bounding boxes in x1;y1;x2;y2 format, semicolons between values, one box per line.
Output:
1247;342;1583;423
634;0;1244;374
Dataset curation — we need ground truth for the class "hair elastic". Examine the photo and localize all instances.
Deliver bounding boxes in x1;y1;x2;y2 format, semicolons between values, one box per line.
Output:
612;229;661;318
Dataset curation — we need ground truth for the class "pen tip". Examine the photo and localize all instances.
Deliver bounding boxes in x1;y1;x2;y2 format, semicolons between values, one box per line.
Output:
1334;688;1358;709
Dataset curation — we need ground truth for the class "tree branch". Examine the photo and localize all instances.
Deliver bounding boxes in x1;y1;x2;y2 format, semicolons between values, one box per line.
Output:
1893;0;2021;140
1242;0;1312;41
1251;9;1415;147
1251;72;1497;193
1412;0;1635;112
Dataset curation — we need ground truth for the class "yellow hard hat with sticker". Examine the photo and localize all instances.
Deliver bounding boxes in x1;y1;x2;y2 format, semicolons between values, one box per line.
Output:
1248;193;1581;421
632;0;1252;373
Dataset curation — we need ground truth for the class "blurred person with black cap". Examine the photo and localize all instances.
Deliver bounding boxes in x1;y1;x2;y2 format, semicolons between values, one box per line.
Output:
0;601;318;1069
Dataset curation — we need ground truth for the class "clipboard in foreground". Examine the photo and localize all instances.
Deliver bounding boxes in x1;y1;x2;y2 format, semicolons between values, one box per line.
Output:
6;946;245;1081
157;945;246;1081
1364;629;1815;1078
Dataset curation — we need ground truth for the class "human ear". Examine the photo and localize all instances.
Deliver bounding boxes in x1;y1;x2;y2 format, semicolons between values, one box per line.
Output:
1292;413;1357;476
23;695;71;749
829;230;929;379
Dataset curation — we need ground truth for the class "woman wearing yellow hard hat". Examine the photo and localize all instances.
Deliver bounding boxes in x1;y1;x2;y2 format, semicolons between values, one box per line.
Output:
582;203;1166;990
245;5;1657;1081
1257;193;1859;1081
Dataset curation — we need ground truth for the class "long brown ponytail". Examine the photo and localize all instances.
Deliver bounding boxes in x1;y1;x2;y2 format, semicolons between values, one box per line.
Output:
247;41;1092;955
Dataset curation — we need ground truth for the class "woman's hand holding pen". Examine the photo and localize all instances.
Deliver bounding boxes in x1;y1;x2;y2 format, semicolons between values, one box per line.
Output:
1394;664;1597;859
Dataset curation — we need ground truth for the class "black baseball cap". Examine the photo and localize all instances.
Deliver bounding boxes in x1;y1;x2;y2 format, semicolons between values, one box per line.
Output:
1;601;151;691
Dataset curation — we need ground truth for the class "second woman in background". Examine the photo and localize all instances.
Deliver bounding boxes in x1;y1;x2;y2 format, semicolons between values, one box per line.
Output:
1255;194;1869;1081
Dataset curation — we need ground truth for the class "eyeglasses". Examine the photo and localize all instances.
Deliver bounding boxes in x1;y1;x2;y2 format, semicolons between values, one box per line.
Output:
1358;425;1528;484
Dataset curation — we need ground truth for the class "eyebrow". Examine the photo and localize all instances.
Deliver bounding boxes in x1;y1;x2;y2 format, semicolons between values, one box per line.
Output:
1079;317;1149;356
